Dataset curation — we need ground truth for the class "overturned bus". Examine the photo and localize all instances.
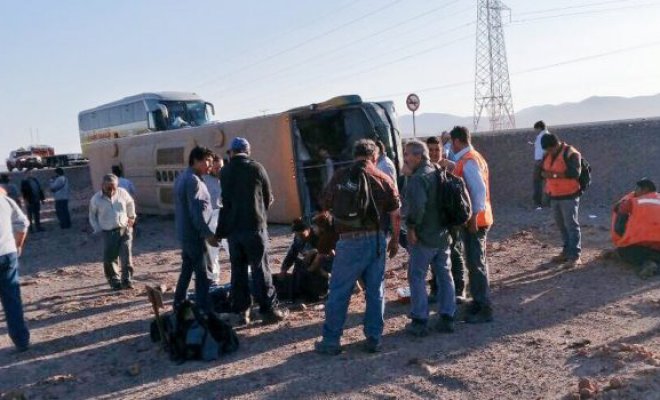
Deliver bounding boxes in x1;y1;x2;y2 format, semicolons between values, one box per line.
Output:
84;94;403;223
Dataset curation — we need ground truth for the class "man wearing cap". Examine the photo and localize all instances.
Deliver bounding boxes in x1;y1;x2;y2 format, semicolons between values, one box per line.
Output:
89;174;137;290
611;178;660;278
220;137;288;324
172;146;217;311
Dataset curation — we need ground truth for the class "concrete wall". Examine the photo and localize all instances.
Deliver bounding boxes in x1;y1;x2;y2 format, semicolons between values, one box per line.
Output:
470;118;660;209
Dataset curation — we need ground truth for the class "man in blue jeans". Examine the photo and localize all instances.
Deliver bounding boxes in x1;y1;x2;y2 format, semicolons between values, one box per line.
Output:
315;139;400;355
0;187;31;351
402;140;456;336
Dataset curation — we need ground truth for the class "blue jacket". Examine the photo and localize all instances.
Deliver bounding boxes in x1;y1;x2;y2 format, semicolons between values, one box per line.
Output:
174;167;214;246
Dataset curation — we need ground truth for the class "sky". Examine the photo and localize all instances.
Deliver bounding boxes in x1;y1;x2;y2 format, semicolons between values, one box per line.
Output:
1;0;660;161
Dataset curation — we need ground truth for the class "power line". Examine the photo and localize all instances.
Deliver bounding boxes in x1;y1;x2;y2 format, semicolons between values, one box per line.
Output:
194;0;404;89
510;1;660;24
206;1;469;97
514;0;635;16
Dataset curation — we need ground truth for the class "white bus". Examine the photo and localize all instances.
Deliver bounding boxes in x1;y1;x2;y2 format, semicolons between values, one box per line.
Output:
78;92;215;154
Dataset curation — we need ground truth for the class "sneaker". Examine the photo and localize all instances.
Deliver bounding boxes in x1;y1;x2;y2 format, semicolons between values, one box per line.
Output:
405;320;429;337
16;343;29;353
261;307;289;324
110;282;122;291
435;314;455;333
315;340;341;356
363;337;382;353
551;253;568;263
565;258;582;268
121;280;134;289
465;304;493;324
535;206;543;211
638;261;659;280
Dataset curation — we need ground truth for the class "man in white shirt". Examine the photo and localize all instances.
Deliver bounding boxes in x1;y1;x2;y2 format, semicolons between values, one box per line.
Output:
533;120;549;209
202;155;228;285
89;174;137;290
0;187;30;351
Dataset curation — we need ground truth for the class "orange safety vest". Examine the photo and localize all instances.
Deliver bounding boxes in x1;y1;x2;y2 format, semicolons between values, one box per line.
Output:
611;192;660;250
454;148;493;228
542;143;581;198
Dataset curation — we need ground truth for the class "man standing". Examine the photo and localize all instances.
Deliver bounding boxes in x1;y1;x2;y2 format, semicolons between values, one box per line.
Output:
89;174;136;290
202;155;226;286
533;121;549;209
315;139;400;355
541;133;583;268
20;170;44;232
450;126;494;323
0;187;30;351
403;140;456;337
375;140;397;189
221;138;287;324
50;168;71;229
173;146;217;312
612;178;660;278
426;136;465;303
0;174;22;208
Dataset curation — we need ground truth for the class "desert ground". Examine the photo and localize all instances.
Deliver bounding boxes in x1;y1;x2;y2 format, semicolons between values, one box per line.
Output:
0;178;658;400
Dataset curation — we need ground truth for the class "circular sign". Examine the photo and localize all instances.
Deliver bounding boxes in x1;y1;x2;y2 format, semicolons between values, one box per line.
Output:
406;93;420;112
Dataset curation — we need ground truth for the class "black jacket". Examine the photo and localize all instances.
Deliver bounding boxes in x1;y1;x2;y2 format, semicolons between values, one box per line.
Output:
21;177;45;204
220;154;272;233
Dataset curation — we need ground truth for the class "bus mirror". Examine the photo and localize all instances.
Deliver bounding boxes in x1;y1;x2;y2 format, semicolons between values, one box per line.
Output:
206;102;215;116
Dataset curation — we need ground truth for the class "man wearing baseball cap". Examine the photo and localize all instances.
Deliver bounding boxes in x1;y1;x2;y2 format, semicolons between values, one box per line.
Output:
220;137;288;324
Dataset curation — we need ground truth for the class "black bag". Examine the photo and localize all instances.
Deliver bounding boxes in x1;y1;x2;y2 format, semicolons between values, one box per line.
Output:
331;164;377;229
150;300;239;363
562;148;592;194
435;166;472;227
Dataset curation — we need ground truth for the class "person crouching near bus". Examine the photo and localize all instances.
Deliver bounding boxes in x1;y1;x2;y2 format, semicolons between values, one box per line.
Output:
403;140;456;337
611;178;660;279
88;174;136;290
540;133;583;268
315;139;400;355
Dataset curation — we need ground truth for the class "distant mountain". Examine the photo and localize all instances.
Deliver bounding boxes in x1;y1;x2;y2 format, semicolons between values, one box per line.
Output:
398;93;660;137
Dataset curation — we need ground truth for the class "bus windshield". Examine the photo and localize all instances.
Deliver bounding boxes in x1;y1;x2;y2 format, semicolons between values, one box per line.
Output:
160;101;210;128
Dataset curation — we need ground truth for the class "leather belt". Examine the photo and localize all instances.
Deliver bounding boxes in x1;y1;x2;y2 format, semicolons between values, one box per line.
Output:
339;230;379;240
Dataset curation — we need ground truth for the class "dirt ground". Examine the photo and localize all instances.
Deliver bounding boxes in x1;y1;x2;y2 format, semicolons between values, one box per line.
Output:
0;195;658;400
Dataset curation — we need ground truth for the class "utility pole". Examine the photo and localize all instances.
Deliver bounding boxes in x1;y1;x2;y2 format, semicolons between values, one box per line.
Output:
473;0;515;132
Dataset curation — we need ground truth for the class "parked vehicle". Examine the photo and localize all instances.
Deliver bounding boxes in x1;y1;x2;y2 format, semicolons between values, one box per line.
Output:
6;150;43;171
84;94;402;223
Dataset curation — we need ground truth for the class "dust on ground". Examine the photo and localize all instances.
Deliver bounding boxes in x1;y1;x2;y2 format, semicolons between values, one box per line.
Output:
0;199;658;400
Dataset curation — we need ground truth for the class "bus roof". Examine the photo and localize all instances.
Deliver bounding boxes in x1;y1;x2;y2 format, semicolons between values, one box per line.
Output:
79;92;206;115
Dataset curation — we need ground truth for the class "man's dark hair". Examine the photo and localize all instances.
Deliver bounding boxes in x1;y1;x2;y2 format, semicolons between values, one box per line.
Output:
188;146;214;166
636;178;657;192
54;167;64;176
426;136;440;145
111;165;123;177
449;126;470;144
375;140;386;155
353;139;377;158
540;133;559;150
534;120;546;130
212;154;220;162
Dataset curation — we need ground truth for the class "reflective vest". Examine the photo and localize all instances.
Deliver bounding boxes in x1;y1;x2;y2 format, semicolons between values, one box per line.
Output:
454;149;493;228
611;192;660;250
542;144;581;198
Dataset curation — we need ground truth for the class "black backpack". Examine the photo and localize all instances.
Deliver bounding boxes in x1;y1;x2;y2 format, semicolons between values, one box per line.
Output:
434;166;472;227
562;148;592;194
150;300;239;363
331;164;378;229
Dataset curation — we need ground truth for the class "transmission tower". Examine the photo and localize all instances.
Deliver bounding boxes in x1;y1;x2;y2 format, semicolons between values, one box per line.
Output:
473;0;515;132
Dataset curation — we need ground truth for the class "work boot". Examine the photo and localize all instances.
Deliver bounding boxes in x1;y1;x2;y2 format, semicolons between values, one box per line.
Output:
363;337;382;353
638;261;659;280
435;314;455;333
405;319;429;337
261;306;289;324
551;253;568;263
465;304;493;324
314;341;341;356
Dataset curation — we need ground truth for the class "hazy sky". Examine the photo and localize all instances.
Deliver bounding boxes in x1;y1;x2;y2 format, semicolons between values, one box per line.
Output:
1;0;659;160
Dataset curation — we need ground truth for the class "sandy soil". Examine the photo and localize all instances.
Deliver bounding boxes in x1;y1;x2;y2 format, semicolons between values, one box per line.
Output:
0;196;658;400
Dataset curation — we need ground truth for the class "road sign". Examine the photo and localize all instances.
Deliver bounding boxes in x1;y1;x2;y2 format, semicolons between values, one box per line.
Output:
406;93;420;112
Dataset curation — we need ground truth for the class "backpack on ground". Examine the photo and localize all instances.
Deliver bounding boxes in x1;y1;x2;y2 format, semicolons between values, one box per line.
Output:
150;300;239;363
434;166;472;227
331;164;378;229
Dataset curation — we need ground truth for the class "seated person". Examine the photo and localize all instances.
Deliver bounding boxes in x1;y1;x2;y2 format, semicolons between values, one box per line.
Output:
277;215;336;302
611;178;660;278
